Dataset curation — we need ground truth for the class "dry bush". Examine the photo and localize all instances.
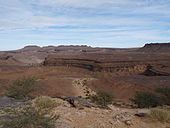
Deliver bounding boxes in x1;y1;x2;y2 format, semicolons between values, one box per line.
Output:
0;96;59;128
33;96;59;114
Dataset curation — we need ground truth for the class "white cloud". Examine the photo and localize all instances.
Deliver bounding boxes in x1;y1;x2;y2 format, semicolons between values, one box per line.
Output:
0;0;170;49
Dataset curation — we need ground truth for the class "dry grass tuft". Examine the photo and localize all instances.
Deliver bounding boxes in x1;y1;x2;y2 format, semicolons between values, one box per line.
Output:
148;109;170;123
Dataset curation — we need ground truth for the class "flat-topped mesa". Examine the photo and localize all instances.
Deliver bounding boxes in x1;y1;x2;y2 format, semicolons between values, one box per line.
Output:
20;45;41;52
57;45;90;48
139;43;170;52
54;45;93;52
17;45;92;53
144;43;170;48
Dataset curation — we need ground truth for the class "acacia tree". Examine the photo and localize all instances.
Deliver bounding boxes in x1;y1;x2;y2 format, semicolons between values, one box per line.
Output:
131;92;162;108
90;90;115;108
5;77;38;100
155;87;170;105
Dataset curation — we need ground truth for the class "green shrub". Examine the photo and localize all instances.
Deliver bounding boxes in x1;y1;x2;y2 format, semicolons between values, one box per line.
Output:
148;109;170;123
0;97;59;128
89;90;114;108
155;87;170;105
131;92;162;108
5;77;38;100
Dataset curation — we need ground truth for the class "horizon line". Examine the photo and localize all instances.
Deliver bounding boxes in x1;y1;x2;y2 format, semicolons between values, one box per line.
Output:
1;42;170;52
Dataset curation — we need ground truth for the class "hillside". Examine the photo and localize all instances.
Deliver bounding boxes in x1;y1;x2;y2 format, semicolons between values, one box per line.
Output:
0;43;170;102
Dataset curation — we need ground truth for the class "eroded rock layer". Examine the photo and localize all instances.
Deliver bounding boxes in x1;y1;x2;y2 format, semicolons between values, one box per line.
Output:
43;50;170;74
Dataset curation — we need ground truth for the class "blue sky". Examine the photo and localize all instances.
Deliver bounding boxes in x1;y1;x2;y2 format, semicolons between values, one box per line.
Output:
0;0;170;50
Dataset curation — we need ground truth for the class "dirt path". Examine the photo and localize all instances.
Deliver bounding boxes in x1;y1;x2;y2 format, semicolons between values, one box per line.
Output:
72;78;97;97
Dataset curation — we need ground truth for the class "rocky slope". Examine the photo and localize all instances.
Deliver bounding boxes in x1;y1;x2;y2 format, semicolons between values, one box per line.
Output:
54;98;170;128
0;96;169;128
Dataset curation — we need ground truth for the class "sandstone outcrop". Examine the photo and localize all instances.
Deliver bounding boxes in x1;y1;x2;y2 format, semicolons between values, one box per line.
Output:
43;57;148;74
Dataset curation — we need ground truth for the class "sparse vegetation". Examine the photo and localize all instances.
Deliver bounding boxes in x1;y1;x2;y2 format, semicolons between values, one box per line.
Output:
5;77;38;100
33;96;59;113
131;92;162;108
89;90;114;108
155;87;170;105
0;96;59;128
148;109;170;123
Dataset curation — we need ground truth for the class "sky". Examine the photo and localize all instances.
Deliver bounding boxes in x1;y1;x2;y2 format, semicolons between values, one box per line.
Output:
0;0;170;50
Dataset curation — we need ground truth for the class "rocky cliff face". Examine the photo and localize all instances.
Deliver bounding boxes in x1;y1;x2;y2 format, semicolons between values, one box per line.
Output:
43;56;170;75
139;43;170;52
43;57;148;74
43;43;170;74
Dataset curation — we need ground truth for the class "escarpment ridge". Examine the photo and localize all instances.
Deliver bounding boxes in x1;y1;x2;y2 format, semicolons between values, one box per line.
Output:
43;43;170;74
1;43;170;74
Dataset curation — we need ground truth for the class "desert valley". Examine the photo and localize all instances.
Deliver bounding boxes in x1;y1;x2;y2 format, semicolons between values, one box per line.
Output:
0;43;170;99
0;43;170;128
